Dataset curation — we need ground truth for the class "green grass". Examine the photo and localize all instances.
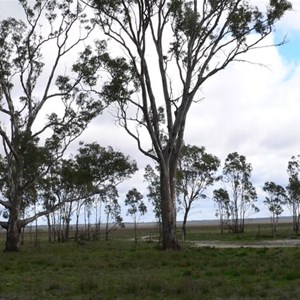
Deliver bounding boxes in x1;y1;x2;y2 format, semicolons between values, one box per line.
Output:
0;223;300;299
185;222;299;241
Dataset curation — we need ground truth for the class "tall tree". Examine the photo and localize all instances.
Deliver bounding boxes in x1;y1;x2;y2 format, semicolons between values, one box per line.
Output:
177;144;220;240
0;0;108;251
286;155;300;233
263;181;286;237
91;0;291;249
220;152;259;233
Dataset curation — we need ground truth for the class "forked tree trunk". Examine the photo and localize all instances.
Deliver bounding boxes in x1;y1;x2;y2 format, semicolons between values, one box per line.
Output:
182;198;193;241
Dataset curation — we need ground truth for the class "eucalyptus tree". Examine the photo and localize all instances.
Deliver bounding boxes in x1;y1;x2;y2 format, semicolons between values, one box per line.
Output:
219;152;258;233
90;0;291;249
102;187;124;241
74;142;138;240
213;188;230;235
263;181;287;236
0;0;109;251
125;188;147;244
75;142;138;189
177;144;220;240
286;155;300;233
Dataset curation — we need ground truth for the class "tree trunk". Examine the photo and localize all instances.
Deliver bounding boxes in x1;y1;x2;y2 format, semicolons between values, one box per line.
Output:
182;209;189;241
160;169;180;250
46;214;52;243
220;219;224;235
134;220;137;244
5;159;24;252
75;202;81;242
105;211;110;241
5;204;21;252
297;214;300;234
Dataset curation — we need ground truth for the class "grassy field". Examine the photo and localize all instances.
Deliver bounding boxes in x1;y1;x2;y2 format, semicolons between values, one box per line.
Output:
1;222;300;299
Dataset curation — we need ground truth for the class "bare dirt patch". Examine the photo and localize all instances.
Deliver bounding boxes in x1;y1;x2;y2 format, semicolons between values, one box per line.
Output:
192;239;300;248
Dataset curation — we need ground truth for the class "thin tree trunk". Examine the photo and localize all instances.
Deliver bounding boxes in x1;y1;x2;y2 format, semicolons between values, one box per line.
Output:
105;215;109;241
46;214;52;243
220;218;224;235
52;213;57;243
134;217;137;244
182;199;192;241
64;203;72;242
74;201;82;242
34;203;39;247
182;209;189;241
297;214;300;234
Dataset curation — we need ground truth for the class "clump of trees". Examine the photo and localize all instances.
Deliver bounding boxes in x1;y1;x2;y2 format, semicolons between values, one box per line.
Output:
40;142;137;243
263;181;287;237
213;152;259;234
213;153;300;237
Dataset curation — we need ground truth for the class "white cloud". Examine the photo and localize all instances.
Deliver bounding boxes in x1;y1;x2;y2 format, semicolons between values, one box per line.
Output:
77;7;300;221
276;1;300;32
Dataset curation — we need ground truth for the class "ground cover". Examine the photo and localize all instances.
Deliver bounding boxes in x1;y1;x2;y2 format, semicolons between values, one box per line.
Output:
0;223;300;299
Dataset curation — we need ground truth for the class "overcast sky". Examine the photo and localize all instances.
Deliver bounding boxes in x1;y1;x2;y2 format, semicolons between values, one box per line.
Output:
1;1;300;222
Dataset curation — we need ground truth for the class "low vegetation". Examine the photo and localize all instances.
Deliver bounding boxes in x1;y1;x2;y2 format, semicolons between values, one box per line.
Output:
1;222;300;299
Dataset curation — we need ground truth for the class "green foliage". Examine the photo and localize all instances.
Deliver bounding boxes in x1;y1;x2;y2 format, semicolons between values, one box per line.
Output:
263;181;287;217
75;142;138;187
263;181;287;235
213;187;230;230
125;188;147;243
177;144;220;201
125;188;147;217
217;152;259;233
177;144;220;238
